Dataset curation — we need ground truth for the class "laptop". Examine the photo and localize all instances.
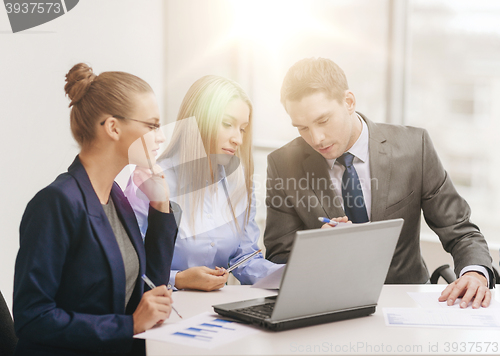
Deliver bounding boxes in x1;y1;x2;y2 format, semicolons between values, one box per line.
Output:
213;219;404;331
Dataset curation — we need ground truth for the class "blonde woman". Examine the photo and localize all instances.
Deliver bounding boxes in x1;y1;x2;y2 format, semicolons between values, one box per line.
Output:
126;75;282;291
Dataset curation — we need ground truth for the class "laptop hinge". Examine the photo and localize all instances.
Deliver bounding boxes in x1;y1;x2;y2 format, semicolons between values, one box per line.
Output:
270;303;377;322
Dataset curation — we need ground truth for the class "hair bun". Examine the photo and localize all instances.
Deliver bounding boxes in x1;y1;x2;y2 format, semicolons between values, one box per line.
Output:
64;63;97;107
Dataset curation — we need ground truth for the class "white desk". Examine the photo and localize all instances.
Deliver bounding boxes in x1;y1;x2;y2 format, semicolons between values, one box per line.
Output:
147;285;499;355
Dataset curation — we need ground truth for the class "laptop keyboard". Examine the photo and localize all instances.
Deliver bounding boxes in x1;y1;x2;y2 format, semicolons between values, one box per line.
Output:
236;302;275;319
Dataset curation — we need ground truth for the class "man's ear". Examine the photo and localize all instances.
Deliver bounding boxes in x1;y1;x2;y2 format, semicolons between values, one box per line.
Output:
101;116;121;141
344;90;356;114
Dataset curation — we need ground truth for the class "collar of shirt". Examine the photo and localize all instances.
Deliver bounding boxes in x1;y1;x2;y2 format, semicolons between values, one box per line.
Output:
213;164;227;184
326;114;369;169
204;164;227;188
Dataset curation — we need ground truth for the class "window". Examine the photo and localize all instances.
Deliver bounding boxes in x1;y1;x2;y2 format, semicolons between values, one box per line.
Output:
406;0;500;244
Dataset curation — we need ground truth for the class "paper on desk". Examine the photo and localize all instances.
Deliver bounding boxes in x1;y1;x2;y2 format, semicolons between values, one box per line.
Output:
383;308;500;329
251;264;286;289
407;291;500;309
134;312;260;349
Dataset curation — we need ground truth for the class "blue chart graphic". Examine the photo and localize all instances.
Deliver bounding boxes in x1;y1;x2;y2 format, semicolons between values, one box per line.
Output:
200;322;236;330
186;327;217;335
3;0;79;33
172;317;236;341
173;332;212;341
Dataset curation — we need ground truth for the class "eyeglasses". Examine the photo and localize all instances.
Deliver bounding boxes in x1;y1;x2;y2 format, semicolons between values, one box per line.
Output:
100;115;161;132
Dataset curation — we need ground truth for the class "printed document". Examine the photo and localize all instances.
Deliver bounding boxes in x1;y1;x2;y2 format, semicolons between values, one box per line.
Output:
383;308;500;328
134;312;260;349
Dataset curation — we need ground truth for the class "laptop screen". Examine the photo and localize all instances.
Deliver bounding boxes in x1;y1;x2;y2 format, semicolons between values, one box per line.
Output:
271;219;403;321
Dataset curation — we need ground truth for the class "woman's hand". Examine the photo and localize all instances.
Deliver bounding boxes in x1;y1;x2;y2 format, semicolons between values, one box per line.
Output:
133;285;173;334
321;216;351;228
175;266;228;291
133;165;170;213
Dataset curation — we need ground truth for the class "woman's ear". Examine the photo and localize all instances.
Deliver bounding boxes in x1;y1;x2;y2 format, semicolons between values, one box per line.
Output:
344;90;356;114
101;116;121;141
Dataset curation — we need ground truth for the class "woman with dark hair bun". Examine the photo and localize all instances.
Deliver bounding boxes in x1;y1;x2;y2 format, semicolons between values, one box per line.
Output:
13;63;179;356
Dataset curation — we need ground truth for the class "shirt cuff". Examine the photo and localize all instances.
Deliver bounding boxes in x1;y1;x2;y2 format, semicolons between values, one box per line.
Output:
148;202;174;214
169;270;179;291
459;265;490;287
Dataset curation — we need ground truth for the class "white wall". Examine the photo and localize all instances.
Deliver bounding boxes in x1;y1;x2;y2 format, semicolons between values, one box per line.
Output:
0;0;165;312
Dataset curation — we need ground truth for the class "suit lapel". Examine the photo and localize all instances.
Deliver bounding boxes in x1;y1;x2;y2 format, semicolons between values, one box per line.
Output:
361;114;391;221
67;156;126;313
301;141;345;219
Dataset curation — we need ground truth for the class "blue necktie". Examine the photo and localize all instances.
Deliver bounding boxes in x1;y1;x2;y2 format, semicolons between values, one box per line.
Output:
336;153;369;223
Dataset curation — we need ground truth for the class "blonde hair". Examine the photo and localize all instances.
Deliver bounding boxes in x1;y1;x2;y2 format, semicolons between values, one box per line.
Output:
160;75;254;234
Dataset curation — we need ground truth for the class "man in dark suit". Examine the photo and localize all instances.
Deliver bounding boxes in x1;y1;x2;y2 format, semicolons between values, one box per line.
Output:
264;57;494;308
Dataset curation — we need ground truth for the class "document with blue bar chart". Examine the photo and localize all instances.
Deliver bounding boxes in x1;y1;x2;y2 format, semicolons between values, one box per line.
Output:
134;312;260;349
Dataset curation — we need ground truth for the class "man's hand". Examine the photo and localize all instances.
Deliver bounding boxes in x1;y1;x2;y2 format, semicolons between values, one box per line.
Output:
321;216;351;229
174;266;228;291
438;271;490;309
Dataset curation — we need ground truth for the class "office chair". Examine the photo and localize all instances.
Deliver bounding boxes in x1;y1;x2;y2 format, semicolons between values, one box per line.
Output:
0;290;17;356
430;264;456;284
493;266;500;284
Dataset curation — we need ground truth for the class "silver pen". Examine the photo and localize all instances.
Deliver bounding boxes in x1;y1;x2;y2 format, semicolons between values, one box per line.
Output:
141;274;183;319
226;249;262;273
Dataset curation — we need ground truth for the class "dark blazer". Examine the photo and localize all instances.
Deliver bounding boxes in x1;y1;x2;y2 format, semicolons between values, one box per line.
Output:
13;156;179;356
264;114;494;285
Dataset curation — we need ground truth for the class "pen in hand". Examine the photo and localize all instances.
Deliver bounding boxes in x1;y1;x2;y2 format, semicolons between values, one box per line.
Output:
141;274;183;319
318;217;339;226
140;137;155;174
225;249;262;273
